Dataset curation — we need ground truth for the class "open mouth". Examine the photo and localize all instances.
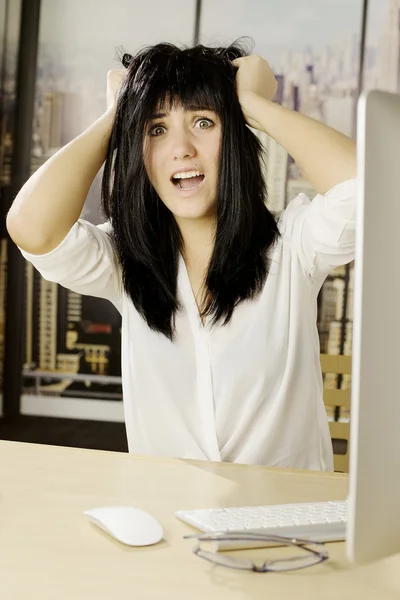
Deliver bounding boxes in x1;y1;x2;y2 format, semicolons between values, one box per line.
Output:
171;170;205;191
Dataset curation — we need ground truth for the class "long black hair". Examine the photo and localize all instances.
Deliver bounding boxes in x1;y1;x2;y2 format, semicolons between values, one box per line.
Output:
101;42;280;339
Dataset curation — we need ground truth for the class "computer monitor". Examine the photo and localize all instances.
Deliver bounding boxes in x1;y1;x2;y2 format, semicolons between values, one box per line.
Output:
346;89;400;564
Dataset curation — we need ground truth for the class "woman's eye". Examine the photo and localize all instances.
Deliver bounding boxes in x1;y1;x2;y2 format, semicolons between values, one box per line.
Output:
196;118;213;129
150;125;165;136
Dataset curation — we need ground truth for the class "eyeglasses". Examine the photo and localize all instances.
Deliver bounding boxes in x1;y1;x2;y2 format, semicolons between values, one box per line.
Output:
184;532;329;573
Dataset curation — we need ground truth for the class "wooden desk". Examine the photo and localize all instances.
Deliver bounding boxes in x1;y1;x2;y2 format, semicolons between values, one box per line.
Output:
1;441;399;600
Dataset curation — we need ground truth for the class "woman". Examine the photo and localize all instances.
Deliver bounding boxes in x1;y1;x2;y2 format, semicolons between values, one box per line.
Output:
7;43;356;470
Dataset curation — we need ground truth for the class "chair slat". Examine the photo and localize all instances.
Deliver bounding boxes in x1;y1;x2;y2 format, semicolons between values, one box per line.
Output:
323;388;351;410
320;353;352;375
329;421;350;440
320;354;352;473
333;454;349;473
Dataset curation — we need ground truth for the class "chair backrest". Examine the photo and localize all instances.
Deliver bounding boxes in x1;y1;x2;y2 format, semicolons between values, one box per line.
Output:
320;353;352;473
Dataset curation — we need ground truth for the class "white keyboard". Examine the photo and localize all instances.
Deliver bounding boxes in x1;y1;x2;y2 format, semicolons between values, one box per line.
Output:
176;500;347;550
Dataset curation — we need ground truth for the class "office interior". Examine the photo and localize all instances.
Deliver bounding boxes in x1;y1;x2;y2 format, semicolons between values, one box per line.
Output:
0;0;394;464
3;1;400;597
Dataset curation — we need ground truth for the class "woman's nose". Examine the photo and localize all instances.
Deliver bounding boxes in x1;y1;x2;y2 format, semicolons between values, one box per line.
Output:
172;131;196;161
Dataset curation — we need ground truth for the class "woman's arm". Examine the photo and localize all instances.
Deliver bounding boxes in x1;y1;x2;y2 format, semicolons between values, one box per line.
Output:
233;56;357;195
6;69;125;255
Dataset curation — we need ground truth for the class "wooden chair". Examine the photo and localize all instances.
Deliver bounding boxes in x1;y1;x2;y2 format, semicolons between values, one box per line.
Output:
320;353;352;473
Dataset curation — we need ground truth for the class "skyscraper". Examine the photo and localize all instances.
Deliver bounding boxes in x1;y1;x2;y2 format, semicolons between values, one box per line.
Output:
378;0;400;93
39;278;58;371
261;74;289;213
265;135;289;213
25;261;34;366
0;239;7;391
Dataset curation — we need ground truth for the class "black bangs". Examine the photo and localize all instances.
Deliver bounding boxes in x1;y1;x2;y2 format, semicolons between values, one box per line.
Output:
145;59;226;118
121;43;243;126
149;77;221;120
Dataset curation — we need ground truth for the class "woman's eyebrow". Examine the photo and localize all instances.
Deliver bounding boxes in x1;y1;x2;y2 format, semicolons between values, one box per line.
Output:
186;105;215;112
149;112;167;120
149;106;216;120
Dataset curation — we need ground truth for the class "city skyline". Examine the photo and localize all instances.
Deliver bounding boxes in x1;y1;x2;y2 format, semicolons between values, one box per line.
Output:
4;1;383;55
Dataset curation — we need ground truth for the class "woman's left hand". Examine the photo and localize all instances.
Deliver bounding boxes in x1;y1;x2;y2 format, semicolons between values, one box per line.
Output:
232;55;278;131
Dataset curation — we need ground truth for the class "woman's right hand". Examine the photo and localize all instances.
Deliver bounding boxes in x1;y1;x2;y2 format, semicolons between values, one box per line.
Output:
106;69;126;113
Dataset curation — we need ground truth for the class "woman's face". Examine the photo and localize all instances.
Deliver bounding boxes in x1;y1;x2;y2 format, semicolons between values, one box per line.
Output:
143;102;221;223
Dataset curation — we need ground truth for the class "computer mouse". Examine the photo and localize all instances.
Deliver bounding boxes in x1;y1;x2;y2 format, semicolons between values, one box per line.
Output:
84;505;163;546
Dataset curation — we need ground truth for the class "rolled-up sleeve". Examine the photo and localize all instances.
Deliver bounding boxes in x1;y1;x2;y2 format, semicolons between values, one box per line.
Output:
19;219;122;312
279;178;356;283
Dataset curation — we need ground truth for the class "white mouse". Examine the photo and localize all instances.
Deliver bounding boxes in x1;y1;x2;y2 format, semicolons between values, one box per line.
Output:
84;506;163;546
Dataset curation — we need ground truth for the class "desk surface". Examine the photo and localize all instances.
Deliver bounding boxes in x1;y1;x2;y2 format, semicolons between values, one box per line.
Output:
1;440;399;600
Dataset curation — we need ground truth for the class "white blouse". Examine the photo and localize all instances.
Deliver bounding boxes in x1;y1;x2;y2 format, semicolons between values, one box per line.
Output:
21;178;356;471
